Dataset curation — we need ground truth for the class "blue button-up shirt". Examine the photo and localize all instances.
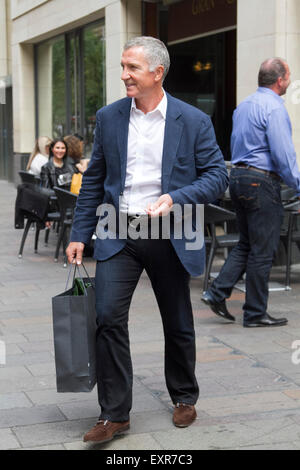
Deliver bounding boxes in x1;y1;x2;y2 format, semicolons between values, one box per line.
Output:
231;87;300;195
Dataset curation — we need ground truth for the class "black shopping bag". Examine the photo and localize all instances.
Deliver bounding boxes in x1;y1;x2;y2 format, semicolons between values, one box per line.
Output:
52;264;97;392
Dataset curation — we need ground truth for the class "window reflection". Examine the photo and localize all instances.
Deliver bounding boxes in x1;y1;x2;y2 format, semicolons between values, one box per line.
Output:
36;21;105;156
83;23;106;155
37;35;66;139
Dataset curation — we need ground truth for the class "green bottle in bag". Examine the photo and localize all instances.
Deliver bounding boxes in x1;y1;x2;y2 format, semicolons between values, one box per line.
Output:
73;278;93;296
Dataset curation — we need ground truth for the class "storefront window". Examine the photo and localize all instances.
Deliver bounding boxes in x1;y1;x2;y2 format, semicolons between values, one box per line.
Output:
84;23;106;155
35;20;105;156
68;33;81;136
36;35;66;138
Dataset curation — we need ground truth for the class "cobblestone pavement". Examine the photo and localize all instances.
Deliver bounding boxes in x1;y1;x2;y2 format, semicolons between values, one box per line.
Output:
1;180;300;450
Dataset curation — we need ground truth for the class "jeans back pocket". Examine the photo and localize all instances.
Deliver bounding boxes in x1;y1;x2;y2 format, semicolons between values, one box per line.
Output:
230;178;261;211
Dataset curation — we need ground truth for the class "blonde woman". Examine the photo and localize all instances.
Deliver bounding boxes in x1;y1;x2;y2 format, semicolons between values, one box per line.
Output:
27;136;51;176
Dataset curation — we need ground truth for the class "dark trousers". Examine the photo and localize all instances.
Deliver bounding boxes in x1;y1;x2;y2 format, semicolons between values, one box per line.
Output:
209;167;284;322
94;236;199;422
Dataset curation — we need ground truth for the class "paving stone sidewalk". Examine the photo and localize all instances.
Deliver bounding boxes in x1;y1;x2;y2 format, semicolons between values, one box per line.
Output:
1;179;300;450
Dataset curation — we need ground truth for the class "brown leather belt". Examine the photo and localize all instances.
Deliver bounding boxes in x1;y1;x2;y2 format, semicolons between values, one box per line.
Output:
234;163;281;181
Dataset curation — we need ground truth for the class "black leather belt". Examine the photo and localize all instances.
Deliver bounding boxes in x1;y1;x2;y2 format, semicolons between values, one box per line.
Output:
127;215;150;227
234;163;281;181
126;214;167;239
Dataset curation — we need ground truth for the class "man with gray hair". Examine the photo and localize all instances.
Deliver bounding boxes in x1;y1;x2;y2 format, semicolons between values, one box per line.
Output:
67;36;228;444
203;58;300;327
124;36;171;80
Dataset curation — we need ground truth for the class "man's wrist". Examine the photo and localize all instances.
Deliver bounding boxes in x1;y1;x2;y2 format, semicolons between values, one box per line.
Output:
166;194;173;207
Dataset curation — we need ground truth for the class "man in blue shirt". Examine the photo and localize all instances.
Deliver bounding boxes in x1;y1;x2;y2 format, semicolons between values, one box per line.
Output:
202;57;300;327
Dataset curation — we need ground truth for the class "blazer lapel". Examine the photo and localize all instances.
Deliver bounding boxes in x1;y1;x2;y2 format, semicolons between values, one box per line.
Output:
117;99;131;191
161;94;184;194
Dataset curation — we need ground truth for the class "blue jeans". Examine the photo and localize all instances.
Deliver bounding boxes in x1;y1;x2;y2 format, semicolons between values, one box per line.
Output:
209;167;284;322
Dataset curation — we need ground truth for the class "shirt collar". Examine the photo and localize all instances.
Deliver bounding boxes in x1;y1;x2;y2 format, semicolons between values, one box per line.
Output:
131;89;167;119
257;86;284;103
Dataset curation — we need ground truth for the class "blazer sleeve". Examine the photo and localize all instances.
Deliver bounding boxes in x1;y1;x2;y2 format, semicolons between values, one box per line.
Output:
70;110;107;244
169;115;229;205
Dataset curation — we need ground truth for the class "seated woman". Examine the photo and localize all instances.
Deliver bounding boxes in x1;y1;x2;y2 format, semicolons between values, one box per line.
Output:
26;136;51;176
40;138;75;191
64;134;90;174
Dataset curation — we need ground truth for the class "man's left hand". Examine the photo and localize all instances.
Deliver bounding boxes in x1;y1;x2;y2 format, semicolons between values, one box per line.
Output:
146;194;173;217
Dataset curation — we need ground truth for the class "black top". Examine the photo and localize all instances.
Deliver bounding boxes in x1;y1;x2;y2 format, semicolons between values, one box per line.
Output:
40;157;76;190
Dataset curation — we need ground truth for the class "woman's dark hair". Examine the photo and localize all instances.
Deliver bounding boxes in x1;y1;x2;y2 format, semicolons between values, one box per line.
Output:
49;138;68;159
64;135;82;163
258;58;287;87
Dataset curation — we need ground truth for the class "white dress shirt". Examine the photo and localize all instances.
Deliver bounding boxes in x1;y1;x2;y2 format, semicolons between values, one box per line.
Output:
120;91;167;215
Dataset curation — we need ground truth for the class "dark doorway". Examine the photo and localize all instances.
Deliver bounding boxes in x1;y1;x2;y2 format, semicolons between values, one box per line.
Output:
164;30;236;160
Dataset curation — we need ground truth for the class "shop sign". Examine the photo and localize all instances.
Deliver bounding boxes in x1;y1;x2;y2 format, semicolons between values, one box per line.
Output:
168;0;237;43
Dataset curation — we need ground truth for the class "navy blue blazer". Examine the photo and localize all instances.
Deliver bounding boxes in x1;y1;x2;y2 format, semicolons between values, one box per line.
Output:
70;93;228;276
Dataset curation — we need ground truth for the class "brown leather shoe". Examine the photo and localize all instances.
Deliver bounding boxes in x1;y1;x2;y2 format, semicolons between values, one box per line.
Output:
173;403;197;428
83;419;130;443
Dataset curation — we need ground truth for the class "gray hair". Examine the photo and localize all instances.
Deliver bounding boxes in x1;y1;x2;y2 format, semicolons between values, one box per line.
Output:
258;58;288;87
123;36;170;81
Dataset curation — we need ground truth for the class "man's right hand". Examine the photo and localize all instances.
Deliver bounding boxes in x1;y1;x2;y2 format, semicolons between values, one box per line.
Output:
66;242;85;265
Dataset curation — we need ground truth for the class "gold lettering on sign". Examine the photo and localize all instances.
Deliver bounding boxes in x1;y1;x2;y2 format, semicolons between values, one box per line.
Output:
192;0;236;15
192;0;216;16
